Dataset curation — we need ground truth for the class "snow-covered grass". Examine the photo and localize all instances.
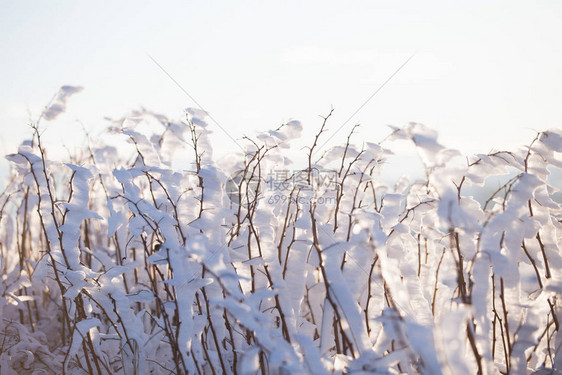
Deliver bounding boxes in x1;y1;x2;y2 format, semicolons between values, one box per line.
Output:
0;87;561;374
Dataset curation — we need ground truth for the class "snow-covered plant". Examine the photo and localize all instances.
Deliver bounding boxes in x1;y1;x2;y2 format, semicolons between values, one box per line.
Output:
0;87;560;374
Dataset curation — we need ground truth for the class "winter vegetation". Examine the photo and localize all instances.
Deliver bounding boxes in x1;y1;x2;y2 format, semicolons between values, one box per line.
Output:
0;86;561;374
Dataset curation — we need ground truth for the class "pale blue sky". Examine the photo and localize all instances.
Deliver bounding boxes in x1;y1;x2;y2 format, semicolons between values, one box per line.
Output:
1;1;561;183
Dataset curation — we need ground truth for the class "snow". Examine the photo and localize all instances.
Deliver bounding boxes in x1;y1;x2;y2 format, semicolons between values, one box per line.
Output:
0;88;561;373
42;86;83;121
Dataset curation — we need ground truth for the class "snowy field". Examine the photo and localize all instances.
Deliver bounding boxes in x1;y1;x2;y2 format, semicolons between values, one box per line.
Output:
0;87;561;374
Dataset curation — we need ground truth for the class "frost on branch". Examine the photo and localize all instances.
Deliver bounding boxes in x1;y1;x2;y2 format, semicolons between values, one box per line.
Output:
42;85;83;121
0;94;561;374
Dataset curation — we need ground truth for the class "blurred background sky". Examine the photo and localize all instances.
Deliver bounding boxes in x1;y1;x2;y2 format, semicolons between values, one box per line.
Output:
1;1;561;188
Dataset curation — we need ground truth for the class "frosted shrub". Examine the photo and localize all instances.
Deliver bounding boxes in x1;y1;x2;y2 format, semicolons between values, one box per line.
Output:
0;87;561;374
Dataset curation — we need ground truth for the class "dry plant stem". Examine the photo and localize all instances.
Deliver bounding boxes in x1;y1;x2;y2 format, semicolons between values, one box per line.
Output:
334;150;362;234
482;175;519;212
528;200;552;280
500;277;512;372
76;294;103;375
277;186;296;265
145;172;187;244
546;317;554;368
466;319;483;375
547;298;560;332
307;108;334;185
364;254;379;335
189;122;232;371
189;119;206;221
141;241;188;374
246;200;291;342
222;308;238;373
36;132;72;270
451;230;468;304
191;347;204;375
431;248;446;317
521;240;544;289
201;286;228;374
19;151;72;341
309;203;356;358
528;319;556;362
382;280;419;370
200;330;217;375
62;168;105;374
282;189;301;280
491;275;509;367
417;233;422;278
345;158;373;246
17;187;37;332
337;124;360;177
